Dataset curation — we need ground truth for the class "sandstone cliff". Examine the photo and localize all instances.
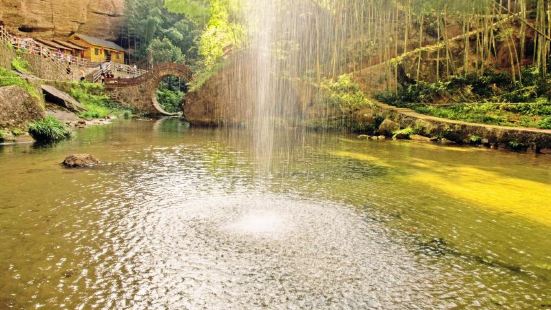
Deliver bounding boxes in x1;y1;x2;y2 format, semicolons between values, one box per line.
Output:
0;0;125;41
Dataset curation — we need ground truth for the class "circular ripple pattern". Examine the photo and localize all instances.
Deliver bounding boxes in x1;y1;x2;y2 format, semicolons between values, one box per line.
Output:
94;194;440;309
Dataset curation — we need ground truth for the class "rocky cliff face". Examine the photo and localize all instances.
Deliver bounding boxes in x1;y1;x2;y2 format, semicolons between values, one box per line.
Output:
0;0;125;41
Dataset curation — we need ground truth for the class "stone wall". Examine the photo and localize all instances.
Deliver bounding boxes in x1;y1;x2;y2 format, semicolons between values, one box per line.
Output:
354;102;551;153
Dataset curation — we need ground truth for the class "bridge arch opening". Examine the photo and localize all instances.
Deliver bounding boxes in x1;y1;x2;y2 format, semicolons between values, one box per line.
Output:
152;75;188;115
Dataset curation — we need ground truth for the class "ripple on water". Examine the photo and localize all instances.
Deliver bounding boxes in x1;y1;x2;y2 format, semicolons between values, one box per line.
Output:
90;193;441;309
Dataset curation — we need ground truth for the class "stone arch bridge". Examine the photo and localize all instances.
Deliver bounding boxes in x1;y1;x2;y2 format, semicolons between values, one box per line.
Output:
104;63;193;116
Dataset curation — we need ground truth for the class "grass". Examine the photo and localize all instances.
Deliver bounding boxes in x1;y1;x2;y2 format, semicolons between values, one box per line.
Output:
375;67;551;129
69;82;132;119
28;116;72;143
0;67;41;99
412;102;551;129
11;56;29;73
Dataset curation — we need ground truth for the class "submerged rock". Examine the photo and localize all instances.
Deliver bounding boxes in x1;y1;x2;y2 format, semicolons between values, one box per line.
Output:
62;154;99;168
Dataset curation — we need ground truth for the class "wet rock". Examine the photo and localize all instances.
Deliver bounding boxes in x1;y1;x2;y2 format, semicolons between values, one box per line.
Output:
393;131;412;140
62;154;99;168
377;135;387;140
439;138;456;146
357;135;369;140
378;119;399;136
62;270;74;278
411;135;432;142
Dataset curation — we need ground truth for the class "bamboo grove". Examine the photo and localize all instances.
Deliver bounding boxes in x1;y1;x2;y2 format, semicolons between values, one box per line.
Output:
265;0;551;89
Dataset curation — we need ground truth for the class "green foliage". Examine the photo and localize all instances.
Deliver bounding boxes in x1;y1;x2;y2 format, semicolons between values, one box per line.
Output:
321;74;372;112
468;135;483;145
375;66;551;129
157;87;184;113
11;57;29;73
198;0;245;69
0;67;40;99
413;102;551;129
147;38;186;64
392;127;415;140
189;60;225;91
28;116;71;143
126;0;245;84
539;117;551;129
507;140;528;152
70;82;130;119
164;0;211;24
126;0;203;64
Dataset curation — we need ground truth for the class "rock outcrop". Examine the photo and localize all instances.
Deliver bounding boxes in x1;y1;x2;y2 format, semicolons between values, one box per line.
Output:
0;85;45;129
0;0;125;41
41;85;85;113
185;51;302;126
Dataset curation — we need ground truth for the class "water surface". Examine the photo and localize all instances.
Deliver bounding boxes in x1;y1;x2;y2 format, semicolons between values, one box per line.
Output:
0;119;550;308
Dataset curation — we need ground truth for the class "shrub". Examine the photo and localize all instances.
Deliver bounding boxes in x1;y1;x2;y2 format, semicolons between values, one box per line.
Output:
320;74;372;111
28;116;72;143
157;86;184;113
392;127;415;140
70;82;130;119
0;67;40;99
539;117;551;129
468;135;482;145
507;140;527;152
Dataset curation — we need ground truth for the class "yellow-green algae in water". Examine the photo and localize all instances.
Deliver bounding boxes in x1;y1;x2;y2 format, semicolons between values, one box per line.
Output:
327;140;551;280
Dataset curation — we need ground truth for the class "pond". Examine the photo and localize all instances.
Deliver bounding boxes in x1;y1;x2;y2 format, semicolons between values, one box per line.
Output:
0;119;550;308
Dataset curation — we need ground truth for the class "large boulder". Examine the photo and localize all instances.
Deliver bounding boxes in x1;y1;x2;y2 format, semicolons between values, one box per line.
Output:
378;118;400;136
41;85;85;113
62;154;100;168
0;85;45;129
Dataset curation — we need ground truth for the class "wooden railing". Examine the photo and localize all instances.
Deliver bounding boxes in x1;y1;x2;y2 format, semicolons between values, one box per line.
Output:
0;26;148;81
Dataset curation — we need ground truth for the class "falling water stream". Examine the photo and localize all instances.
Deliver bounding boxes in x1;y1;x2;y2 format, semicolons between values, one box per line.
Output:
1;1;551;308
0;120;550;308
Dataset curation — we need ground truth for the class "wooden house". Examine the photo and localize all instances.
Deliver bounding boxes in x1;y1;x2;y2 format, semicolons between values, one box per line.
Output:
69;33;125;64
